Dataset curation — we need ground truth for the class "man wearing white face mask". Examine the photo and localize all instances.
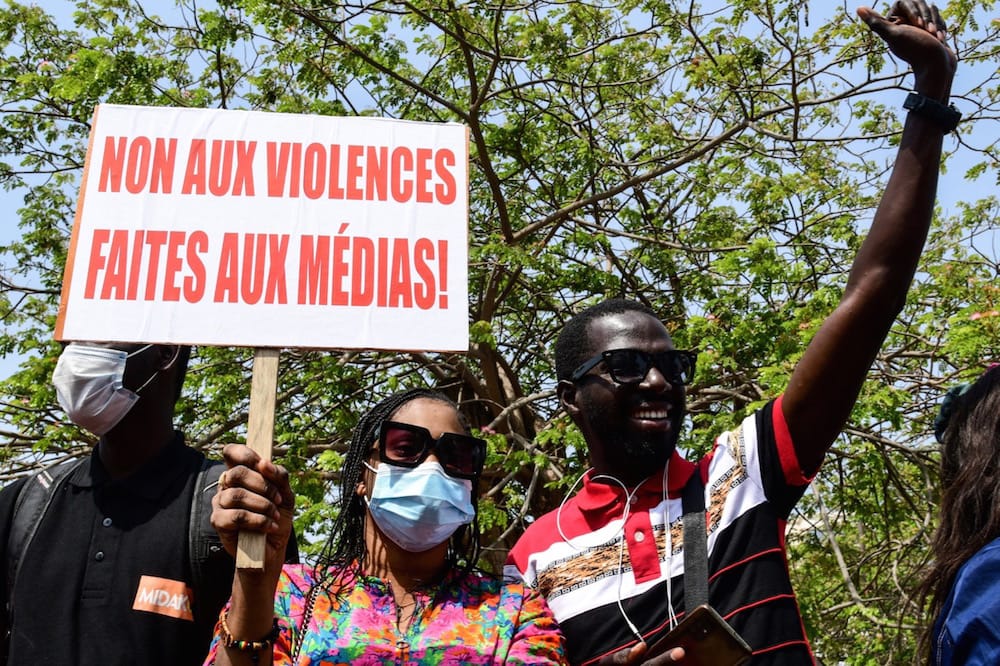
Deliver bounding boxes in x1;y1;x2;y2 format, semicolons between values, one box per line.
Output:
51;342;163;438
0;342;297;666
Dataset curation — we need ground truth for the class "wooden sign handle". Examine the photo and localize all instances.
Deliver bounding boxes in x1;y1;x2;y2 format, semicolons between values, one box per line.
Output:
236;347;280;570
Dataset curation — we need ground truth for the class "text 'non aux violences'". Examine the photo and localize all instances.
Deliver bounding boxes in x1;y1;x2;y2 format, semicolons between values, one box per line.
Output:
96;136;459;204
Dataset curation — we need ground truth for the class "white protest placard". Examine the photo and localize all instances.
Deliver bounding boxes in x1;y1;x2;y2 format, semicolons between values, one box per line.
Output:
55;104;470;352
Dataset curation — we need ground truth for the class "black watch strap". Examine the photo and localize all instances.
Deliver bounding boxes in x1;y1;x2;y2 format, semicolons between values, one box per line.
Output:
903;92;961;133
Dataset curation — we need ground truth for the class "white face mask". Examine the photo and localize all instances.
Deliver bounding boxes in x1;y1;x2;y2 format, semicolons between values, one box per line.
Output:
51;344;156;436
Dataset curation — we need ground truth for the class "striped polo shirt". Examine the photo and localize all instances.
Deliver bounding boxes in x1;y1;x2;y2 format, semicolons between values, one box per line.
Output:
505;397;816;665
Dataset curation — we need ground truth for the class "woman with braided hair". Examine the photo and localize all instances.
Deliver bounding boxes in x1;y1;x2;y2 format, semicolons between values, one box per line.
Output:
205;387;566;665
918;364;1000;664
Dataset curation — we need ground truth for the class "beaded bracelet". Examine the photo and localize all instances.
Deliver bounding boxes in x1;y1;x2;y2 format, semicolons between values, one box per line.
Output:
219;610;280;663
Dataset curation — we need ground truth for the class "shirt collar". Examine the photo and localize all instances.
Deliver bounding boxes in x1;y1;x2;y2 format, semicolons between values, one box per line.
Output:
576;451;699;515
69;431;190;500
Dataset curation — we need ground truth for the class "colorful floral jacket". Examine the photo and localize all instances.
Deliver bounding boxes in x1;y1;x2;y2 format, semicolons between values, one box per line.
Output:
204;564;567;665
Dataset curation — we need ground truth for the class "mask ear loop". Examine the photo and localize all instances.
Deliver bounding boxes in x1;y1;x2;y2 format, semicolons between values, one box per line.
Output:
133;369;160;394
161;345;182;370
125;343;155;359
360;460;381;508
126;344;168;395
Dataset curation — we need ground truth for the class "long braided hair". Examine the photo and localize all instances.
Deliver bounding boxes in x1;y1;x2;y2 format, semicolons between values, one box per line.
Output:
917;365;1000;659
315;387;482;579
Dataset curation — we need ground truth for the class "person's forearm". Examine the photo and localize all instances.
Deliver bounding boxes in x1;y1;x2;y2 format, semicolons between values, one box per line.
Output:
843;30;956;311
214;570;281;666
846;80;953;309
845;4;957;302
782;4;958;468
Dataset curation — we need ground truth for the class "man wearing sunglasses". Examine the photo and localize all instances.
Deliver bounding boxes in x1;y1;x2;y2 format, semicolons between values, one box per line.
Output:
507;2;957;664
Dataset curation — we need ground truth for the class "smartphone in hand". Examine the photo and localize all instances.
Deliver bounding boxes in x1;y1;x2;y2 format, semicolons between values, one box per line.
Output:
645;605;752;666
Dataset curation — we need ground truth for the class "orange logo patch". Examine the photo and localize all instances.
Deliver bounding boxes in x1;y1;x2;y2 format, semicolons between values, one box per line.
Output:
132;575;194;621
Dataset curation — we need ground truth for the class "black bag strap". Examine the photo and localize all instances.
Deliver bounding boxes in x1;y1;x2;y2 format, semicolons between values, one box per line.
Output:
8;457;224;613
188;457;231;630
6;459;86;610
681;468;708;614
188;458;226;589
7;454;230;638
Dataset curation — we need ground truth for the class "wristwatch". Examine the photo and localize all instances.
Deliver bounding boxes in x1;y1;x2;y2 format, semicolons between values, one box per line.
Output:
903;92;961;133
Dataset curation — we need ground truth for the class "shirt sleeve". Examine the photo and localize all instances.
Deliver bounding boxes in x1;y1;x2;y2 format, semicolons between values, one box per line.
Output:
503;586;568;665
201;566;301;666
753;397;813;519
942;545;1000;664
503;560;529;585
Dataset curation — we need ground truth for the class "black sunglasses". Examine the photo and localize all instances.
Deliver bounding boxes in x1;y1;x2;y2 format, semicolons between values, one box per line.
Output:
570;348;697;386
378;421;487;480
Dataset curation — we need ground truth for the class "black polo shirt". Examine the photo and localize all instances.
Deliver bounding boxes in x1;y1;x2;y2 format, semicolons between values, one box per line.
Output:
1;434;233;666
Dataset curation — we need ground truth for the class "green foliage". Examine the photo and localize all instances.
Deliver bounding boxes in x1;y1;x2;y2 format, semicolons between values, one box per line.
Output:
2;1;999;661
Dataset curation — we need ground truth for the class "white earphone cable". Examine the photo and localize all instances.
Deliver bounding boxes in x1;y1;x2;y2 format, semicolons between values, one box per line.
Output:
662;460;678;631
556;462;681;642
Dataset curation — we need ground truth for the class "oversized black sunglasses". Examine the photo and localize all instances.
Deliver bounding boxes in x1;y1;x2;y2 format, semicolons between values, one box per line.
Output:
571;348;697;386
378;421;487;480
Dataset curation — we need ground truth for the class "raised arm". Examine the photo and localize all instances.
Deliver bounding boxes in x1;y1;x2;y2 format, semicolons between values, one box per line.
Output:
209;444;295;666
783;0;958;475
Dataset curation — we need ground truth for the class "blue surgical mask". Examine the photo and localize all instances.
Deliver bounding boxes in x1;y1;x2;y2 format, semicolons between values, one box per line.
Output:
364;460;475;553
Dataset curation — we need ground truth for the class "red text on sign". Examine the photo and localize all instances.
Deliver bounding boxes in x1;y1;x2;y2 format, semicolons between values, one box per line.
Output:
95;136;460;205
81;228;450;310
98;137;178;194
298;225;448;309
180;139;257;196
84;228;208;302
213;233;288;304
266;143;457;204
98;137;257;196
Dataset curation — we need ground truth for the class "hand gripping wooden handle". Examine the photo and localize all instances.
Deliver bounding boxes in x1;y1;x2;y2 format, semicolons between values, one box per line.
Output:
236;348;280;570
